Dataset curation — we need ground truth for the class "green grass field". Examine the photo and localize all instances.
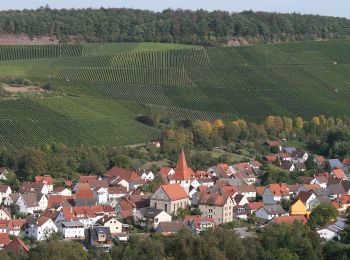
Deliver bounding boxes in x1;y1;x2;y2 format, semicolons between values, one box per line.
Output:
0;40;350;149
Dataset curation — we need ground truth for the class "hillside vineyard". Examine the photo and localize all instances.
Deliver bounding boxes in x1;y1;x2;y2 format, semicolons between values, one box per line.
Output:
0;41;350;148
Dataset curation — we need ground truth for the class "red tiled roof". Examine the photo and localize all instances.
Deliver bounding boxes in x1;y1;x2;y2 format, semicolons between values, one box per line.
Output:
198;192;229;206
7;219;26;231
173;149;193;181
256;186;266;195
245;202;263;210
35;175;53;185
315;156;326;164
159;167;173;176
264;154;277;162
75;190;94;199
65;180;73;187
221;186;238;197
332;168;346;180
273;215;307;224
297;191;313;203
75;183;91;191
342;159;350;166
3;237;29;254
47;195;73;209
161;184;188;201
0;233;11;245
78;175;99;183
265;183;289;196
105;167;140;182
240;185;256;193
0;220;9;229
0;184;10;193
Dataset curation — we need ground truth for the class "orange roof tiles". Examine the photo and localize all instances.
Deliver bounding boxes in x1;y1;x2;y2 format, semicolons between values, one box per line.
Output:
35;175;54;185
245;202;263;210
79;175;99;183
161;184;188;201
0;233;11;245
266;183;289;196
332;168;346;180
173;149;193;181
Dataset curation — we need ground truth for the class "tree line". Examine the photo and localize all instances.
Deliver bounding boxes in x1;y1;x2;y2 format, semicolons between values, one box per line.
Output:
160;115;350;159
0;8;350;45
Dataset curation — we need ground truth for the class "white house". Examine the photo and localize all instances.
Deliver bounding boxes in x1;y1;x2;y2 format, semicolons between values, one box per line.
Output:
0;185;12;202
4;193;19;206
0;168;8;181
35;176;54;193
58;221;85;240
52;187;72;196
25;216;58;241
108;186;127;201
317;218;347;240
133;207;172;229
291;151;309;163
310;176;328;189
0;207;11;220
255;205;288;220
137;170;155;181
94;187;108;205
17;193;48;214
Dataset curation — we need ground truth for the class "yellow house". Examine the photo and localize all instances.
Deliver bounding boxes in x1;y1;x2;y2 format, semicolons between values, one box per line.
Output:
289;199;310;216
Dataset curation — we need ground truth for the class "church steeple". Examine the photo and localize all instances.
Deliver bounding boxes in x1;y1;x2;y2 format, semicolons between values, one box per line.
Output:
173;149;192;180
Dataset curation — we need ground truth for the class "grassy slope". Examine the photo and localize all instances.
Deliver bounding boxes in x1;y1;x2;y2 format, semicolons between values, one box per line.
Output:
0;41;350;148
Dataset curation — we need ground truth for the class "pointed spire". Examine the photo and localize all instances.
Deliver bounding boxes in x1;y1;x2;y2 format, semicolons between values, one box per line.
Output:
173;149;192;180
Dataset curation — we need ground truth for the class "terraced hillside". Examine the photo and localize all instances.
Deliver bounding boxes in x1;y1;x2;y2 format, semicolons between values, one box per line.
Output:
0;41;350;148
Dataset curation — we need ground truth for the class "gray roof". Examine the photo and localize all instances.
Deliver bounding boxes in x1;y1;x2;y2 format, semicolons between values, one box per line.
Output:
328;159;343;169
261;204;286;215
316;196;332;204
90;226;113;242
156;221;185;233
327;184;346;195
139;207;164;218
74;198;97;207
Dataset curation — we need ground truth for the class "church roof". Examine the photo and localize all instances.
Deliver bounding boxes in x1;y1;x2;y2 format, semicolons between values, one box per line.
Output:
173;149;193;181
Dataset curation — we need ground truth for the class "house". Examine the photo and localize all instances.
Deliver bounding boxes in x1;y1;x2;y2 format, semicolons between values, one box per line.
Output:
244;202;264;215
115;198;136;219
17;193;48;214
270;215;307;224
78;175;101;184
19;182;48;195
7;219;27;236
35;175;54;192
104;167;141;192
283;147;297;154
25;216;58;241
0;184;12;202
291;150;308;163
47;195;73;210
136;170;155;181
159;167;175;183
328;159;343;170
289;199;309;216
75;189;97;207
233;194;249;206
297;190;317;210
150;184;189;214
156;221;186;236
309;196;332;210
233;205;248;219
255;205;288;220
4;193;19;206
169;149;193;193
134;207;172;229
295;162;307;172
0;167;8;181
58;221;85;240
52;187;72;196
331;168;347;180
281;161;295;172
314;156;326;167
56;205;115;228
317;218;347;240
97;216;123;236
184;215;215;235
198;192;234;225
3;237;30;256
90;226;113;252
326;184;346;199
0;207;11;220
94;187;109;205
0;220;8;233
262;184;289;205
108;186;127;201
310;176;328;189
343;158;350;167
263;155;277;164
278;152;292;162
0;233;11;249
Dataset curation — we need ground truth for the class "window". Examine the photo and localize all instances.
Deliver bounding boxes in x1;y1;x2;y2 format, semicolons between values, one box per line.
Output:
154;203;157;209
165;204;168;212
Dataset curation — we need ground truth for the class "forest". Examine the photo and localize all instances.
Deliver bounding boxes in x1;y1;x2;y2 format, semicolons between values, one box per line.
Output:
0;8;350;44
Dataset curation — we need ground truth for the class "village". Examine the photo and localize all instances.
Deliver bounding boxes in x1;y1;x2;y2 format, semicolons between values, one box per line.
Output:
0;140;349;256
